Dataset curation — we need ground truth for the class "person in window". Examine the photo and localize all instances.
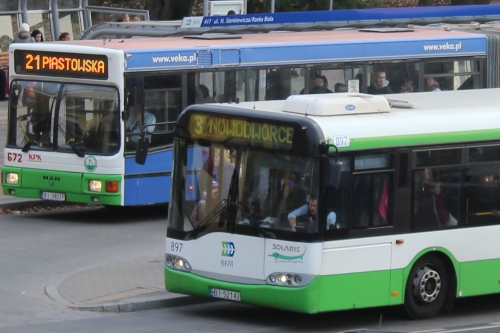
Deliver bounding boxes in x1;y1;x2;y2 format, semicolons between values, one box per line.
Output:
326;211;337;229
334;83;347;92
288;195;317;232
415;181;457;228
126;105;156;144
58;32;71;41
17;84;37;141
116;13;130;22
425;77;441;92
196;84;215;103
265;71;287;100
368;71;393;95
31;29;44;42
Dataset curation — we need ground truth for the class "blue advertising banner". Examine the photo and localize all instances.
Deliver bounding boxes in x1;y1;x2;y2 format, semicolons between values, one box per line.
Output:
124;34;485;72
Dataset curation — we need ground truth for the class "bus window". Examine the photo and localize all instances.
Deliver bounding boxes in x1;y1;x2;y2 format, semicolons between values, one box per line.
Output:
61;84;119;154
352;172;392;228
12;81;54;149
413;167;461;230
415;148;462;167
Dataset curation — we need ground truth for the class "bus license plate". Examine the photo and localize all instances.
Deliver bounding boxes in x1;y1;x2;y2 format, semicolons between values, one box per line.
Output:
210;288;241;301
41;191;66;201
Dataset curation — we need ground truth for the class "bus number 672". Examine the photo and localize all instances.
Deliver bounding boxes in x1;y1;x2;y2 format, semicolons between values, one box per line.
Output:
7;152;22;163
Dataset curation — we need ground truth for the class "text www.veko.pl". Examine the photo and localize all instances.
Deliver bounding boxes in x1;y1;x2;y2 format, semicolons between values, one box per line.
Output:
152;53;197;64
423;41;462;52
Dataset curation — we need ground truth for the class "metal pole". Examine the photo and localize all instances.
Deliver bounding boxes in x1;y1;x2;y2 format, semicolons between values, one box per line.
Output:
20;0;28;24
50;0;60;41
82;0;92;31
329;0;333;10
271;0;275;13
204;0;209;16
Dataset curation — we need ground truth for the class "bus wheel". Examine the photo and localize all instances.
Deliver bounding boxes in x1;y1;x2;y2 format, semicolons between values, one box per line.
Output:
404;254;448;319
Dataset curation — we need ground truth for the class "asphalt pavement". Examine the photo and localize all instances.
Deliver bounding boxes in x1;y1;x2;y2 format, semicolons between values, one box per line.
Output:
0;99;187;312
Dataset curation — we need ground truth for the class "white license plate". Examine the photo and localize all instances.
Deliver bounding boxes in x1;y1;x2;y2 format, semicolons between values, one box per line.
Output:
41;191;66;201
210;288;241;301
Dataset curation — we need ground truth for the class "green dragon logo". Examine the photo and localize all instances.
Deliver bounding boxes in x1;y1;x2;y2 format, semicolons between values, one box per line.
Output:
268;249;306;261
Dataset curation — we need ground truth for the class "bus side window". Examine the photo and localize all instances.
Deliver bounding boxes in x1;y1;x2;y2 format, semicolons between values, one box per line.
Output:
413;167;461;230
352;173;391;228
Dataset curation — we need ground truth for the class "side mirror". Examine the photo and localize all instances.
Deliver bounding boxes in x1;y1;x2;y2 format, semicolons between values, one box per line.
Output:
135;131;149;165
323;159;342;189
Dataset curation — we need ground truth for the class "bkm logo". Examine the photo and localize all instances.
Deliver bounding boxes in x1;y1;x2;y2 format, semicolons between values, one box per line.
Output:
221;242;235;257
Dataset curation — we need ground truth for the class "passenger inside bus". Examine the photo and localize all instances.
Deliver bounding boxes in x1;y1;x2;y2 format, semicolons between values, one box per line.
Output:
425;77;442;92
265;71;288;100
195;84;215;103
126;104;156;144
17;84;36;142
368;71;393;94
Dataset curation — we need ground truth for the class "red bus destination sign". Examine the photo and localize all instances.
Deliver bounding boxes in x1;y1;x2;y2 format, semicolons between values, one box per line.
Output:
14;50;108;80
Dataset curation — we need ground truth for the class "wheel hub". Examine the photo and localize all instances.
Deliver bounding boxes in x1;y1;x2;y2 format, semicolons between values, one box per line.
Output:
413;266;441;303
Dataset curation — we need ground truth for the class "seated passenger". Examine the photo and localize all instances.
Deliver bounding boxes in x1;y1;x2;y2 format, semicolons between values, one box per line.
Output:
196;84;215;103
288;195;317;232
368;71;393;95
425;77;441;92
126;105;156;143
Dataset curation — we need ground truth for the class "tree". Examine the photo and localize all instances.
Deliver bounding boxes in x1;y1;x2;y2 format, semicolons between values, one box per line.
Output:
246;0;379;13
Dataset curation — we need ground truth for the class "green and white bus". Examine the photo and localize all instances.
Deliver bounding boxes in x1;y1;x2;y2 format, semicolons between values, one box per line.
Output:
165;89;500;318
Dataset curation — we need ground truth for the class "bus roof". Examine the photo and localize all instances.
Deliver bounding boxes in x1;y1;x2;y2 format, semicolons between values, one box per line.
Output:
210;89;500;151
41;28;485;72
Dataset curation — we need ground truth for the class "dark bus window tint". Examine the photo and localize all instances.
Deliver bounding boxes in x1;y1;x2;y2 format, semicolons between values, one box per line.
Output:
415;149;462;168
468;146;500;163
352;173;392;229
413;167;461;230
465;162;500;226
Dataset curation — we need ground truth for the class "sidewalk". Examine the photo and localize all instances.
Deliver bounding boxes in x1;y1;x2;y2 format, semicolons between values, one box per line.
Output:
0;99;189;312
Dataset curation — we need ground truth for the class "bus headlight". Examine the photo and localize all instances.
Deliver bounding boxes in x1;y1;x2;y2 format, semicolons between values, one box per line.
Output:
165;254;192;272
6;173;19;184
266;272;314;287
88;180;102;192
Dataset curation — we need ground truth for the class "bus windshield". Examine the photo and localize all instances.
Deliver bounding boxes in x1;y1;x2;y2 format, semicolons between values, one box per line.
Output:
169;141;320;238
10;80;120;155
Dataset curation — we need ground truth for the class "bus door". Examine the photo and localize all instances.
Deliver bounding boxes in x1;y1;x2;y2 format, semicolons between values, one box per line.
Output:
124;74;182;205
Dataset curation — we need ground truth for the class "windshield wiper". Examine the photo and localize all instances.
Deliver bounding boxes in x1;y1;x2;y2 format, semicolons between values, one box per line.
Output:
189;200;228;238
58;125;85;157
22;135;37;153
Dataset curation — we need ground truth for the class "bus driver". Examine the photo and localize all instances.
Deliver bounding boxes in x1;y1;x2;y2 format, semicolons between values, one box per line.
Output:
288;195;317;232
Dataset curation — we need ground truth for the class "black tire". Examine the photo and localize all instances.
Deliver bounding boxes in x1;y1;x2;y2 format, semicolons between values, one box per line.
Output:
404;254;448;319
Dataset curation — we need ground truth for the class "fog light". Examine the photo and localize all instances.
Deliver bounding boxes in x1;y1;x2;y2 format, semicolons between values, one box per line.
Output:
6;173;19;184
91;196;100;202
9;189;16;195
89;180;102;192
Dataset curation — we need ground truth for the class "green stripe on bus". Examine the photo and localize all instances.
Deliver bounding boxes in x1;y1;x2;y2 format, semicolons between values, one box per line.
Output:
2;167;122;205
337;129;500;151
165;267;404;313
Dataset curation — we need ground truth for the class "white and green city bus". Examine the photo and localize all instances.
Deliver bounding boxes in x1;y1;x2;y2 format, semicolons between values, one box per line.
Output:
164;89;500;318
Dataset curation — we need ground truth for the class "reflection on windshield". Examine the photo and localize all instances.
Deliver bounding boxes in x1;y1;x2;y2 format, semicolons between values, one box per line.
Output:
174;143;319;237
11;80;120;155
